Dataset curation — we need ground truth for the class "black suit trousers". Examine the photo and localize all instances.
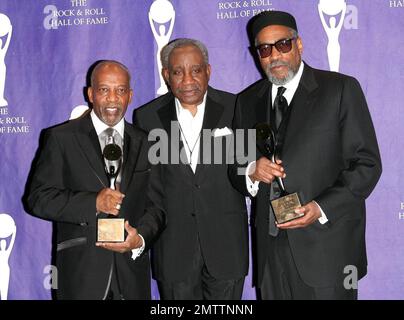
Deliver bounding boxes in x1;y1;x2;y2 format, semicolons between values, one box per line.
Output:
157;234;244;300
260;230;357;300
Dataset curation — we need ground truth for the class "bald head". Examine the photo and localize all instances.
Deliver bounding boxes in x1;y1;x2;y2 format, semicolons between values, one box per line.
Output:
90;60;131;87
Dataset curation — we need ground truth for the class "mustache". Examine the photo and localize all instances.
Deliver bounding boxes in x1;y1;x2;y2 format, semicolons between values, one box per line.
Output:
177;86;201;93
268;60;290;68
103;103;122;109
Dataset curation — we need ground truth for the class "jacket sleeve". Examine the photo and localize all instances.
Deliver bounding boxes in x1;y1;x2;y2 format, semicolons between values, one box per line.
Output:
135;162;166;252
25;130;98;225
228;96;256;197
314;76;382;222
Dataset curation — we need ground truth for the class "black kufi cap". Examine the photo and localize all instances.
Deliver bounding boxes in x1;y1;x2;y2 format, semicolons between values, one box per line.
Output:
251;11;298;39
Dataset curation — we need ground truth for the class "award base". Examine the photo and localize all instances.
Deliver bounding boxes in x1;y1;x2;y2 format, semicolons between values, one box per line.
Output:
97;218;125;242
270;192;304;224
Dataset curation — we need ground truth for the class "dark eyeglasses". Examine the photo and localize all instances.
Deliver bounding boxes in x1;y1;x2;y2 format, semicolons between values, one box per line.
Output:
255;38;296;59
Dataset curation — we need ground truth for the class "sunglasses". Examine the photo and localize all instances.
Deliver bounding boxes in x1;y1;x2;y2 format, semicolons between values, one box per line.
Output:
255;38;296;59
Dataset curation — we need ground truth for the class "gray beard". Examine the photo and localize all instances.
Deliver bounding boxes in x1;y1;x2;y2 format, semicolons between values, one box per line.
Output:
265;61;299;86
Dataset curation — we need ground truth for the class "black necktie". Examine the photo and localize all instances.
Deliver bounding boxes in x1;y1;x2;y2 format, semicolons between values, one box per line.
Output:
268;186;279;236
273;86;287;130
268;87;287;237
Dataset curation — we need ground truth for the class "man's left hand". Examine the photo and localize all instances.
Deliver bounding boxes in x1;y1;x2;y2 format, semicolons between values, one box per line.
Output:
96;221;143;253
277;201;321;229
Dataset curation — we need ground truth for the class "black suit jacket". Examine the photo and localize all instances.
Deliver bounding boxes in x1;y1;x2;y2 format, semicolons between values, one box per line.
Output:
133;86;248;282
25;112;165;299
229;63;382;288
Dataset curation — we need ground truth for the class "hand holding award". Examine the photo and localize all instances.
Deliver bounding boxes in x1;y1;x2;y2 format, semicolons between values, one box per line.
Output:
255;123;304;224
97;134;125;242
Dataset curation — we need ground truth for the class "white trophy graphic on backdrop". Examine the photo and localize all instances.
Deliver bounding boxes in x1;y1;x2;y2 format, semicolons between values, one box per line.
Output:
318;0;347;72
149;0;175;95
69;104;89;120
0;213;16;300
0;13;12;107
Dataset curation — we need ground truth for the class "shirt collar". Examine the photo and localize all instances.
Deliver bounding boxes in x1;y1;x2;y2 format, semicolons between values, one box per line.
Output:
175;92;207;118
271;61;304;105
90;109;125;138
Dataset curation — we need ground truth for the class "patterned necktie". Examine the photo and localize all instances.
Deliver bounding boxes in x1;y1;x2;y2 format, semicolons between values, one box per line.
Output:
99;127;123;186
100;128;122;150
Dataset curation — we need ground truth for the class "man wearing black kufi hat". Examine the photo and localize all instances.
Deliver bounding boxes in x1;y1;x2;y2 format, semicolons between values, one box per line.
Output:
229;11;382;300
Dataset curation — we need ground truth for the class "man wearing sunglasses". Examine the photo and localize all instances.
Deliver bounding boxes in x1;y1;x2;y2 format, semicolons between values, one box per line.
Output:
229;11;382;299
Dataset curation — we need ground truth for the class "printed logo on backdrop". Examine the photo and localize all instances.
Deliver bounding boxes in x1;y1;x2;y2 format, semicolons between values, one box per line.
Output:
216;0;273;20
389;0;404;7
0;13;30;135
43;0;109;30
69;105;89;120
149;0;175;96
0;213;16;301
0;13;12;108
399;202;404;220
318;0;358;72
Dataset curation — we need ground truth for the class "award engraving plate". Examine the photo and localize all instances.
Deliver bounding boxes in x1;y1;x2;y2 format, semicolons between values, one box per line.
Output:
271;192;304;224
97;218;125;242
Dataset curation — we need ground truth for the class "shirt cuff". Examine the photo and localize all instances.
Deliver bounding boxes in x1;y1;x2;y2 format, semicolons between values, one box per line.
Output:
131;234;145;260
245;161;260;197
313;201;328;224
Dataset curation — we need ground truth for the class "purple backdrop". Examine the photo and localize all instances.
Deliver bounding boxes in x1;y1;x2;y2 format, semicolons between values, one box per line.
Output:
0;0;402;300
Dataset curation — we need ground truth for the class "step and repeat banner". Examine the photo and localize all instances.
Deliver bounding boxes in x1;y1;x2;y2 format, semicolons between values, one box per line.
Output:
0;0;403;300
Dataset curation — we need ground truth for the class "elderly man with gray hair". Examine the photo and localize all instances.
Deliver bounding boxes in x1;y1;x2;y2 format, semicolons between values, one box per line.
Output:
133;38;248;300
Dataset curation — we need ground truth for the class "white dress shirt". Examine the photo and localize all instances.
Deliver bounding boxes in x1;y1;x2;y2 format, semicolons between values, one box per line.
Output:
91;110;145;259
175;93;207;173
91;110;125;141
244;63;328;224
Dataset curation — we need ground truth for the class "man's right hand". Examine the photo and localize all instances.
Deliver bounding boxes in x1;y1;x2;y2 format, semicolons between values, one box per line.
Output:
96;188;125;215
249;157;286;184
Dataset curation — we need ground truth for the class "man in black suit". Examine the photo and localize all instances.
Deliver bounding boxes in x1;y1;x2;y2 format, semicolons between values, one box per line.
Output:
25;60;165;299
133;38;248;300
229;11;382;299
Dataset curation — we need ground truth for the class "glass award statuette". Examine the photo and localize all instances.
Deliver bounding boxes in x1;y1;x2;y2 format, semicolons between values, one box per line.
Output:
255;123;304;224
97;134;125;242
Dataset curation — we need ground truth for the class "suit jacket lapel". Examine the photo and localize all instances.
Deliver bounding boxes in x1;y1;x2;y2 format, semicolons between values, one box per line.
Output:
251;80;271;163
120;122;142;193
253;80;271;128
194;95;224;178
252;81;271;193
282;63;318;157
157;95;177;134
75;113;109;187
157;96;193;178
201;96;223;130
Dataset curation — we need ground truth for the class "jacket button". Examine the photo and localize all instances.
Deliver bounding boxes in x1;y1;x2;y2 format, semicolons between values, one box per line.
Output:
191;212;196;217
195;184;200;189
